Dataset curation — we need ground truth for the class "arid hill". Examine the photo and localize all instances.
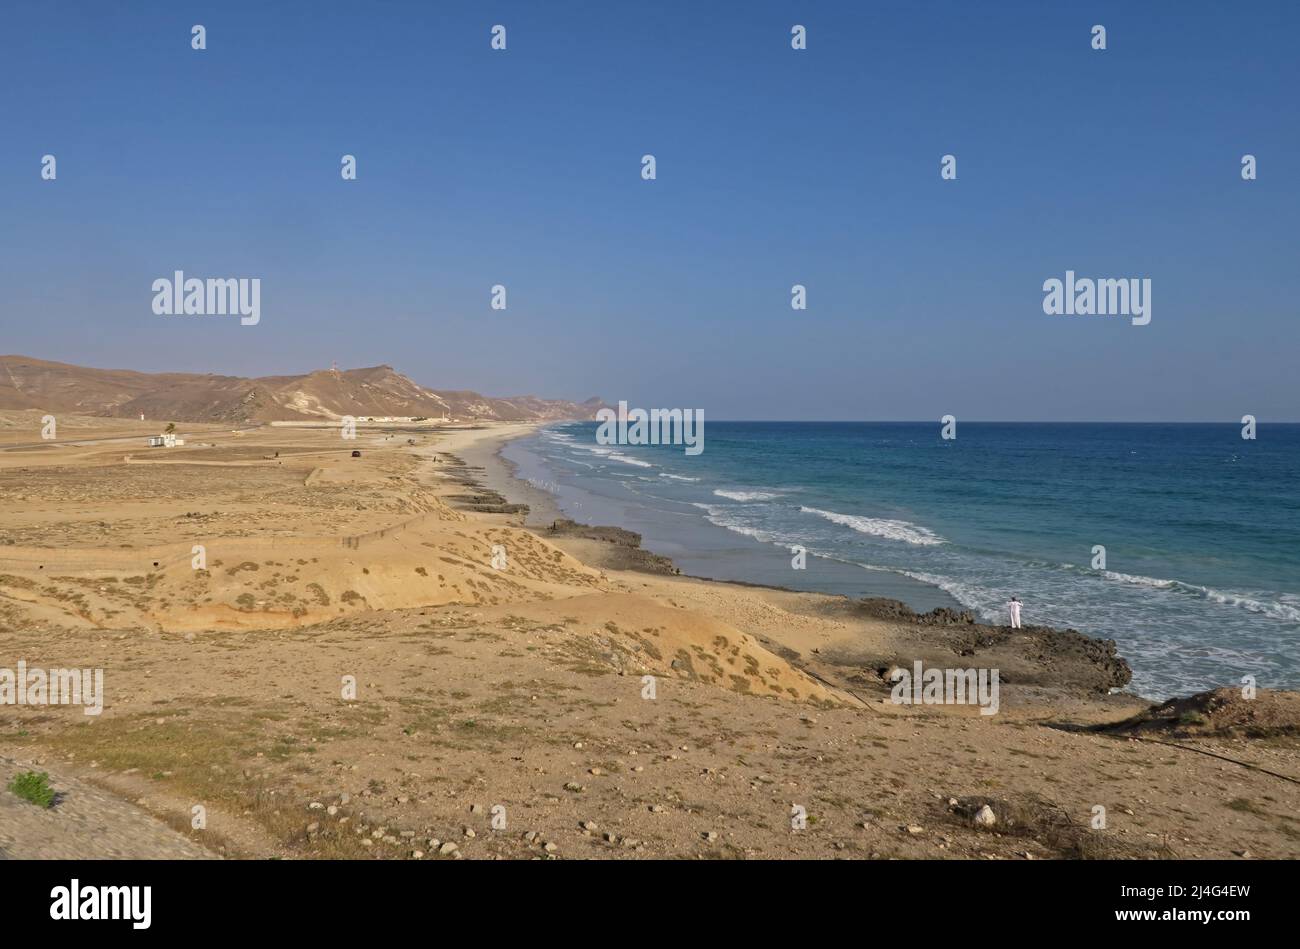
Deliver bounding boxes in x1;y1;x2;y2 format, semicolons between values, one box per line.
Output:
0;356;604;423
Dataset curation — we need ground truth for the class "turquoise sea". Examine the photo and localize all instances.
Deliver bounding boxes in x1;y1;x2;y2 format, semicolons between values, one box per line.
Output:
504;422;1300;700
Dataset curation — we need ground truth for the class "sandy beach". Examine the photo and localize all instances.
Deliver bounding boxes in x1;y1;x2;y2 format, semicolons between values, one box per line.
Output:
2;416;1298;860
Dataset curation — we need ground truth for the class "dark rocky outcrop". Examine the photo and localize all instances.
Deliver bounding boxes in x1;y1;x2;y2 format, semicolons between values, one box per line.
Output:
545;519;680;575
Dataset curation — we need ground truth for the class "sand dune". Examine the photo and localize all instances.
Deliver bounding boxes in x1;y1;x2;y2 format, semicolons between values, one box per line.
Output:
476;593;841;704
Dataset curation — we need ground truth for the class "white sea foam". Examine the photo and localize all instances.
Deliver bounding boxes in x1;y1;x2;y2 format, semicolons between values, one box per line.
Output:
608;452;654;468
1101;571;1300;623
690;503;781;542
857;564;994;614
659;472;700;482
568;442;653;468
713;489;781;502
800;506;945;546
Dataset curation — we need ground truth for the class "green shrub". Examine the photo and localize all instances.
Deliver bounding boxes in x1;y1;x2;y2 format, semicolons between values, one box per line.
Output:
8;770;55;808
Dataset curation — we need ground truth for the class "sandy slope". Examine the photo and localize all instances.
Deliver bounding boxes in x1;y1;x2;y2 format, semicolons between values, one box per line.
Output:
0;415;1297;860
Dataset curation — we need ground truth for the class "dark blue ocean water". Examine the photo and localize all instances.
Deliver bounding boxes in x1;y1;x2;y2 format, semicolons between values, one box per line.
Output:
506;421;1300;700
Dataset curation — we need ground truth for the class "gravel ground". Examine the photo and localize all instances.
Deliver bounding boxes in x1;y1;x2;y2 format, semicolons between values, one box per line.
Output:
0;755;215;859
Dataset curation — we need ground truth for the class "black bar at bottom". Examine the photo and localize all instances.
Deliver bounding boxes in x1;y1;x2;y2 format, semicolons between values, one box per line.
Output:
0;858;1279;933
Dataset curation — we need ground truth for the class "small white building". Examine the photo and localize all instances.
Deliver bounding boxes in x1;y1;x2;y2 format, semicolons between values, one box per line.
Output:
147;433;184;448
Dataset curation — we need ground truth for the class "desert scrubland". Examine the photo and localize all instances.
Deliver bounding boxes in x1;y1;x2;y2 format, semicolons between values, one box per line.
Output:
1;415;1297;860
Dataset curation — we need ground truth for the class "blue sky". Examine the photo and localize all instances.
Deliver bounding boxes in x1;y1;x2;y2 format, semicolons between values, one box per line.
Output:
2;1;1297;420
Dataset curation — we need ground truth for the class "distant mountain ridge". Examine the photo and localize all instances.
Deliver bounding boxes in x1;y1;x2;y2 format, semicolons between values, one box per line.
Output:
0;356;605;423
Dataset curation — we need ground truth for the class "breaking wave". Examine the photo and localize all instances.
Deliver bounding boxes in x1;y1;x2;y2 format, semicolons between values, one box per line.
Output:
800;506;945;546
